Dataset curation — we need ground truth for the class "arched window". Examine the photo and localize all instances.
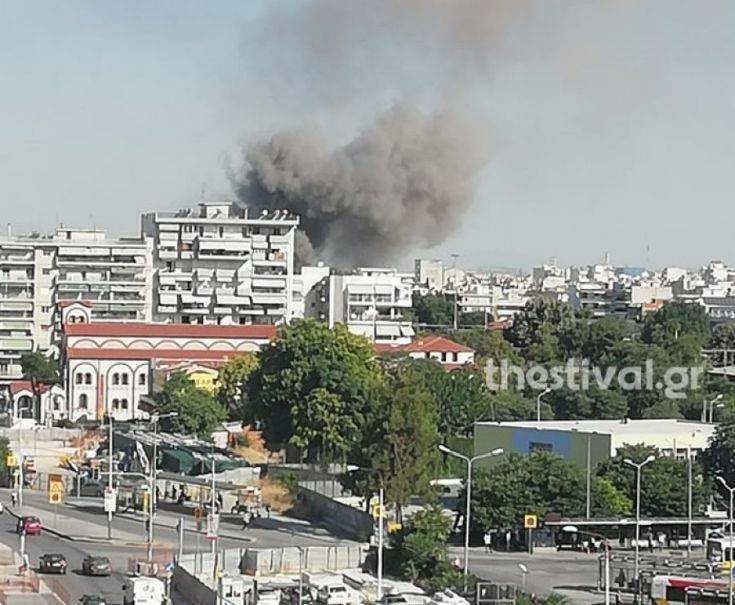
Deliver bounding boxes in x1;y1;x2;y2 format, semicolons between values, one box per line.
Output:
112;399;119;410
112;373;120;385
121;373;129;385
78;394;88;409
121;399;129;410
85;373;92;384
138;373;146;386
75;372;83;384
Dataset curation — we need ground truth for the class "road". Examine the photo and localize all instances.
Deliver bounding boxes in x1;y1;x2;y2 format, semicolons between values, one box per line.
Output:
0;488;352;605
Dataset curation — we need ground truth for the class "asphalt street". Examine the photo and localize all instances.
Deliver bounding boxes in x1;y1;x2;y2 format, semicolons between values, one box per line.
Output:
0;488;354;605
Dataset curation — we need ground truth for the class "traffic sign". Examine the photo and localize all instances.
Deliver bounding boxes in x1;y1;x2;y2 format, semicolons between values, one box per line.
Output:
104;487;117;513
48;473;63;505
206;512;219;540
49;492;62;505
6;455;17;468
523;514;538;529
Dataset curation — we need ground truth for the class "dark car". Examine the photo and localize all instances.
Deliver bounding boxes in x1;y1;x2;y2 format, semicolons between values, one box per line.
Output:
81;555;111;576
282;586;314;605
77;478;105;497
16;516;42;535
38;553;68;574
80;597;107;605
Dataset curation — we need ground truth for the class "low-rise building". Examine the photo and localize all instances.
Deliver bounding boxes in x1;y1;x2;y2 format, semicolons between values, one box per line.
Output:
61;305;275;422
474;418;716;471
375;334;475;369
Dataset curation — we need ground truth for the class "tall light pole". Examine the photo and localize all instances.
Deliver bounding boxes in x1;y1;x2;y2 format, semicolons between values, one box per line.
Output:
536;388;551;422
438;445;504;582
148;412;177;562
624;455;655;588
717;476;735;605
703;394;724;422
107;414;114;540
347;466;385;601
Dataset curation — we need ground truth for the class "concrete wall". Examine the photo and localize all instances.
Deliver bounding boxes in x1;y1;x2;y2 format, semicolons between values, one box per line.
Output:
174;561;216;605
240;546;365;577
474;424;611;471
295;486;374;541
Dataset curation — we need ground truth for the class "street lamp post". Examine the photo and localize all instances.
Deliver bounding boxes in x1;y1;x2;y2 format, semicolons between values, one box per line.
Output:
703;394;724;422
347;466;384;601
623;455;655;588
148;412;177;562
717;476;735;605
438;445;504;582
107;414;114;540
536;388;551;422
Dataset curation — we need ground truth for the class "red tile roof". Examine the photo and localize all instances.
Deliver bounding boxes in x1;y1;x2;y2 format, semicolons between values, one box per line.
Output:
402;335;474;354
58;300;94;309
8;380;53;396
63;322;277;339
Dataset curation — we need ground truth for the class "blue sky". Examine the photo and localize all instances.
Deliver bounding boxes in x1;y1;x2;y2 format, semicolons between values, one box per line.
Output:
1;1;734;270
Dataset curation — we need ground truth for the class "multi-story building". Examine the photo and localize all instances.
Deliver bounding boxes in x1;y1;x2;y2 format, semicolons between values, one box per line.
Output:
414;258;444;291
141;201;297;326
329;268;415;344
0;228;151;383
290;264;331;323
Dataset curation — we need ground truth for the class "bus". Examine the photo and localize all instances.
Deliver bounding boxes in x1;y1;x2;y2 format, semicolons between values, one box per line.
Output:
706;535;735;572
650;575;729;605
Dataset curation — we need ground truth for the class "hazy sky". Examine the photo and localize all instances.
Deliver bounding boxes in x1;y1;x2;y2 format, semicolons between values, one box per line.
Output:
1;1;734;270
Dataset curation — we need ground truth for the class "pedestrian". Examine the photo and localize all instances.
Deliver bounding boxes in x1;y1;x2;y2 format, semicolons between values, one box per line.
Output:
483;531;492;553
11;491;17;507
647;533;654;553
217;493;223;510
265;504;271;519
171;485;177;503
505;529;512;552
241;512;250;531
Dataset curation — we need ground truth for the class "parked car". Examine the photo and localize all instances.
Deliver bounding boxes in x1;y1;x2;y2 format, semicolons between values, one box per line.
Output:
82;555;111;576
16;516;42;535
282;586;313;605
77;478;106;497
80;597;107;605
316;584;350;605
38;553;68;574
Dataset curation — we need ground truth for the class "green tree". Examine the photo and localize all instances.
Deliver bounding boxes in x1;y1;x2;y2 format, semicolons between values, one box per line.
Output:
546;386;628;420
641;302;710;364
389;506;467;592
503;299;577;362
20;351;60;420
248;319;384;460
700;417;735;486
216;354;258;420
446;328;520;368
157;371;227;437
597;444;709;517
490;390;552;421
467;452;629;532
413;293;454;327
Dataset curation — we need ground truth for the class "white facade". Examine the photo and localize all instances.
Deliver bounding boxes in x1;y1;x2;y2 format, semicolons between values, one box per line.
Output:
414;258;444;290
141;202;297;326
290;265;331;322
0;229;151;383
329;268;415;344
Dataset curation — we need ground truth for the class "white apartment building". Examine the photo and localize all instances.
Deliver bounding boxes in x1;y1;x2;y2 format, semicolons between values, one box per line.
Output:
141;202;298;326
290;265;331;322
329;268;415;344
0;228;151;383
414;258;445;291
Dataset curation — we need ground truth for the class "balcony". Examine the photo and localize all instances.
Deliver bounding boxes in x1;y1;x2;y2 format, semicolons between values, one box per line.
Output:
0;337;33;351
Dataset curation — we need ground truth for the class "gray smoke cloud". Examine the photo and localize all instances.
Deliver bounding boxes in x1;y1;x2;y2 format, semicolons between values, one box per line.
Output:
233;104;488;267
231;0;526;267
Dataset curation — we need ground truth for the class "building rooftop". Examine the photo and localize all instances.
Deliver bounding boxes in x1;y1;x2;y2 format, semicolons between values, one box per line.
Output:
63;321;277;339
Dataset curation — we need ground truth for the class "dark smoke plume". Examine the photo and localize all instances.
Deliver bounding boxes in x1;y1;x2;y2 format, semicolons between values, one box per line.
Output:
233;104;488;267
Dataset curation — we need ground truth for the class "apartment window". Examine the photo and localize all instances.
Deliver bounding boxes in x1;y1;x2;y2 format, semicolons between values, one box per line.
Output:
75;373;83;385
183;224;193;233
138;373;146;386
52;395;62;411
41;306;50;313
181;316;190;324
42;268;50;275
121;373;129;385
198;226;204;236
121;399;129;410
112;373;120;385
78;394;88;409
85;373;92;384
0;363;9;375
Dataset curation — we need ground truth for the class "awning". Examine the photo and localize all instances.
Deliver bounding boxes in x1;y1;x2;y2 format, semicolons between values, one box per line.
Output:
400;325;415;337
376;324;401;337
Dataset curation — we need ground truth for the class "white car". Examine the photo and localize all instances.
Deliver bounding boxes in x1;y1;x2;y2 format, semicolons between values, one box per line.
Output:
316;584;350;605
429;590;469;605
259;588;283;605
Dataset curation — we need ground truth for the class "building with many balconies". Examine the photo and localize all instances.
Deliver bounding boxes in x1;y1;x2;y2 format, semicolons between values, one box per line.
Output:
141;201;297;326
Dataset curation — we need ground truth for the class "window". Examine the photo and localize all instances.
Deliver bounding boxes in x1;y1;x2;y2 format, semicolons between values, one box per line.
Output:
218;226;224;237
112;373;120;385
112;398;119;410
121;373;129;385
76;373;83;385
121;399;128;410
42;268;50;275
529;442;553;453
41;306;50;313
182;316;190;324
85;373;92;384
138;374;146;386
78;394;88;409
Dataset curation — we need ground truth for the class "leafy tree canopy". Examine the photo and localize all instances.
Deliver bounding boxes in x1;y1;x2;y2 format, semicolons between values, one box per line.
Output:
248;319;384;460
216;354;258;420
413;293;454;327
20;351;59;384
156;371;227;438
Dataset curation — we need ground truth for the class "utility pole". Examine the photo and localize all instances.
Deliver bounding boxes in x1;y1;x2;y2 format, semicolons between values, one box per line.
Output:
717;476;735;605
585;433;591;519
624;455;655;593
211;453;218;587
107;415;113;540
